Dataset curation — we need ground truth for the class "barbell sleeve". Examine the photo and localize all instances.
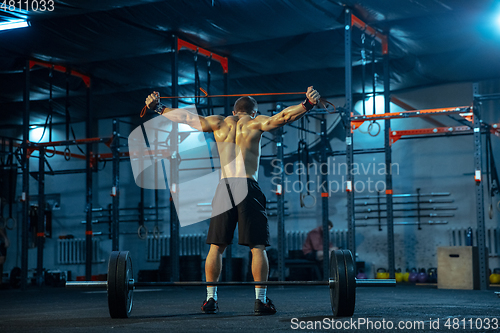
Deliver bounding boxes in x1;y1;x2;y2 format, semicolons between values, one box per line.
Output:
356;279;396;287
66;281;108;288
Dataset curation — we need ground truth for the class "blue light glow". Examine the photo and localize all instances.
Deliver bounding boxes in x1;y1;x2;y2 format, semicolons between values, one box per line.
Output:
29;127;48;142
354;96;386;115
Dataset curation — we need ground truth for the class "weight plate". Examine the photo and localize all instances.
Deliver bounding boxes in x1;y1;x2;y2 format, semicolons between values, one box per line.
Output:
334;250;348;317
116;251;133;318
330;250;347;317
329;250;339;317
340;250;356;317
107;251;121;318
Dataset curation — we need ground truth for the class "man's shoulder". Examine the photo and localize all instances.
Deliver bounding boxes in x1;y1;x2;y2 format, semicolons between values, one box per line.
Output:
254;115;270;121
207;114;227;121
247;115;269;127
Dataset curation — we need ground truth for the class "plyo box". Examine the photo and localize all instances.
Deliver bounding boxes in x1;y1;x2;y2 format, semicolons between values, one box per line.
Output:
437;246;481;290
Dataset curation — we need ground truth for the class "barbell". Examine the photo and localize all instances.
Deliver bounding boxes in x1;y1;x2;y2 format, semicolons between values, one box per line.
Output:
66;249;395;318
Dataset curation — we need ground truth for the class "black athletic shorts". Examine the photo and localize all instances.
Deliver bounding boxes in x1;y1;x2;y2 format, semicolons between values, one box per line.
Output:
206;178;269;247
0;244;6;257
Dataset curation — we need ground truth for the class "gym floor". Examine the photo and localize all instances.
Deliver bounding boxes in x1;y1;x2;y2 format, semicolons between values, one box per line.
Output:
0;285;498;332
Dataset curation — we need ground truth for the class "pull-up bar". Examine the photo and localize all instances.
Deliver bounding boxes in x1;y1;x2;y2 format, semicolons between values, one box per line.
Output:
389;122;500;145
389;126;473;145
351;106;472;131
29;59;91;88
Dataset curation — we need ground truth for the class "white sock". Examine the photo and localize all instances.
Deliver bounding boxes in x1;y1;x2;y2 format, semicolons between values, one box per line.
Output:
255;287;267;303
207;286;217;301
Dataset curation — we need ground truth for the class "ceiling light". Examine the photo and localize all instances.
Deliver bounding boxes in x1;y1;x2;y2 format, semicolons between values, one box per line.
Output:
0;19;29;32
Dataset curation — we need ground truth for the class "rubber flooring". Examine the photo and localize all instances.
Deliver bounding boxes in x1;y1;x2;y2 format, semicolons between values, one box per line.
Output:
0;284;499;332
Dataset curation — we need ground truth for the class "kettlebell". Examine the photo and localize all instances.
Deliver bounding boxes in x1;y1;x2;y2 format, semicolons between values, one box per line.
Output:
403;269;410;282
490;268;500;284
417;268;428;283
356;269;367;280
376;268;387;279
395;268;403;283
408;268;418;283
427;267;437;283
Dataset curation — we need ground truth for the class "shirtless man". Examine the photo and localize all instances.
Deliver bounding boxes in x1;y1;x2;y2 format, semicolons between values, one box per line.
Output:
145;86;320;315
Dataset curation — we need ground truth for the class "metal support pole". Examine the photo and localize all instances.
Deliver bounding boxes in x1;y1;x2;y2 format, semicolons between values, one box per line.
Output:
85;84;93;281
111;119;120;251
154;129;159;241
416;188;421;230
345;9;356;255
223;59;232;281
36;147;45;286
473;83;488;290
224;241;233;281
21;60;30;290
7;138;14;220
275;103;286;282
224;236;233;281
140;189;145;222
320;118;330;279
224;61;230;117
170;35;180;282
383;43;395;279
376;192;382;231
154;188;158;230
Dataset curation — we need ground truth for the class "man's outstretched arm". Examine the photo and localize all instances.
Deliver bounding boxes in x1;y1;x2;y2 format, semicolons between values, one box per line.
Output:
256;86;320;132
145;92;224;132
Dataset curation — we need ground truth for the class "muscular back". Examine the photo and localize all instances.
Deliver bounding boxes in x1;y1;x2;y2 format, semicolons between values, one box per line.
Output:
160;104;312;181
213;115;264;181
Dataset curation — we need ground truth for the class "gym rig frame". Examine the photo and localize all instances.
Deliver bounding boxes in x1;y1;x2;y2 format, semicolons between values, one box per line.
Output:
8;9;497;290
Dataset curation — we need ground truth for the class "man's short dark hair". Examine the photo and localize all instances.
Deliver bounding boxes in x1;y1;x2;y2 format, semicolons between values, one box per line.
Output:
234;96;257;114
328;220;333;228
